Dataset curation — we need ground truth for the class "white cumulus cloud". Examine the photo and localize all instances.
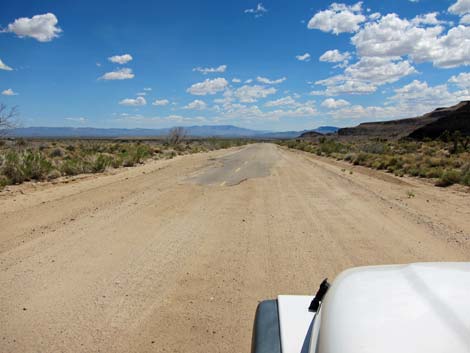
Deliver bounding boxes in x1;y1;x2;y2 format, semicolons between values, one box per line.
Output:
119;96;146;106
5;13;62;42
187;77;228;95
99;68;135;80
319;49;351;63
193;65;227;74
245;3;268;17
321;98;350;109
234;85;277;103
314;58;416;96
65;117;87;123
0;58;13;71
108;54;133;64
344;57;416;84
448;72;470;89
411;12;444;26
296;53;311;62
448;0;470;16
265;96;297;107
389;79;469;107
308;2;366;34
256;76;287;85
2;88;18;96
184;99;207;110
352;13;470;68
152;99;170;106
460;14;470;24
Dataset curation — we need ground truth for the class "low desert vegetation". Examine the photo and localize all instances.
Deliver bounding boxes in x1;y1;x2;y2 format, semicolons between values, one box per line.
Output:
0;136;249;190
279;132;470;187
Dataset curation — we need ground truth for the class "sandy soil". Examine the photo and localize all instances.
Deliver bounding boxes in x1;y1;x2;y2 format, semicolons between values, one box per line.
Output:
1;143;469;353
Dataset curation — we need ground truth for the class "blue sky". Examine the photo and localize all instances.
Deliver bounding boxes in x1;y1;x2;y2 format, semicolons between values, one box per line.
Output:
1;0;469;131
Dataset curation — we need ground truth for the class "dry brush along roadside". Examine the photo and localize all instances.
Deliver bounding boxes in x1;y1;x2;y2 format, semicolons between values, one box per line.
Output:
0;138;250;190
279;135;470;188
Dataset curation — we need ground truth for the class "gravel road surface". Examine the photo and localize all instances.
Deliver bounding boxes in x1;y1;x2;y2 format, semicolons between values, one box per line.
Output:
1;143;469;353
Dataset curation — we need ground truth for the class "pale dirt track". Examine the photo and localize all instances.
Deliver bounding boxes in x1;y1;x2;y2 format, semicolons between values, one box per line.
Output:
1;143;469;353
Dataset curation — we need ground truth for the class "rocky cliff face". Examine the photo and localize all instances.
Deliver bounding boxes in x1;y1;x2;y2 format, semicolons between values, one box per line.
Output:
338;101;470;139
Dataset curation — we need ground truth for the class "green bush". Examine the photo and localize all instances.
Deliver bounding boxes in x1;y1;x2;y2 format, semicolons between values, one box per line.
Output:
22;151;53;180
90;154;112;173
436;170;461;187
353;152;369;165
60;158;83;176
49;148;64;158
0;175;8;190
2;151;24;184
319;140;344;155
460;164;470;186
361;142;389;154
1;150;52;183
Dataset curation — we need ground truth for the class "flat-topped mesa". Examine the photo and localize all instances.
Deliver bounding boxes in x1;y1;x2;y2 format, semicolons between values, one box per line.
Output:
338;101;470;140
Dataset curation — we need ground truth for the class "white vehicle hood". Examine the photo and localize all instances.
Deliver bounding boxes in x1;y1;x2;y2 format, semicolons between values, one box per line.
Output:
277;263;470;353
316;262;470;353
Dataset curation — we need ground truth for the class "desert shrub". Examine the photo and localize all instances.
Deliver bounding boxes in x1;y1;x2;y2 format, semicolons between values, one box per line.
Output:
451;159;464;168
399;141;420;153
90;154;112;173
164;150;177;159
406;166;420;177
111;155;123;168
49;148;64;158
425;157;445;168
343;153;356;162
2;151;23;183
2;150;52;183
47;169;62;180
319;140;345;155
394;169;405;177
361;142;389;154
60;158;83;176
460;164;470;186
21;151;53;180
286;140;299;149
353;152;369;165
66;144;75;152
0;175;8;189
436;169;460;187
121;144;151;166
219;140;232;149
15;138;27;147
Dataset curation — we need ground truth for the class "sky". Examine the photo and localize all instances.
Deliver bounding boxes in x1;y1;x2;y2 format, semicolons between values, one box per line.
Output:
0;0;469;131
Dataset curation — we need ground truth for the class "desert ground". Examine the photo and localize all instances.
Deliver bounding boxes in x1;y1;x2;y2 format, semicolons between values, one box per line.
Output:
1;143;469;353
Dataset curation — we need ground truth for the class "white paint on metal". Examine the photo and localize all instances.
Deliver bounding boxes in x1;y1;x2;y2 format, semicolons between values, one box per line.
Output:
278;295;315;353
311;262;470;353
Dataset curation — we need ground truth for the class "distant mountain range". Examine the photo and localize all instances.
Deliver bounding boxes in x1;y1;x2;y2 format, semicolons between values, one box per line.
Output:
9;125;339;139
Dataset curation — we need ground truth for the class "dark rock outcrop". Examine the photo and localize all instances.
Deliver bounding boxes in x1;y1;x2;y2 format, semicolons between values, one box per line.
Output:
338;101;470;139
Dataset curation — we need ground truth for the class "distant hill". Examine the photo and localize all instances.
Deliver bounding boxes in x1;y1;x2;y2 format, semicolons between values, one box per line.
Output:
298;126;340;139
299;130;323;139
9;124;339;139
260;130;308;139
10;125;268;138
338;101;470;139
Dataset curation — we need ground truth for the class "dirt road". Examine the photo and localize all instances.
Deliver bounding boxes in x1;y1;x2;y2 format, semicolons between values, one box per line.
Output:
1;143;469;353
